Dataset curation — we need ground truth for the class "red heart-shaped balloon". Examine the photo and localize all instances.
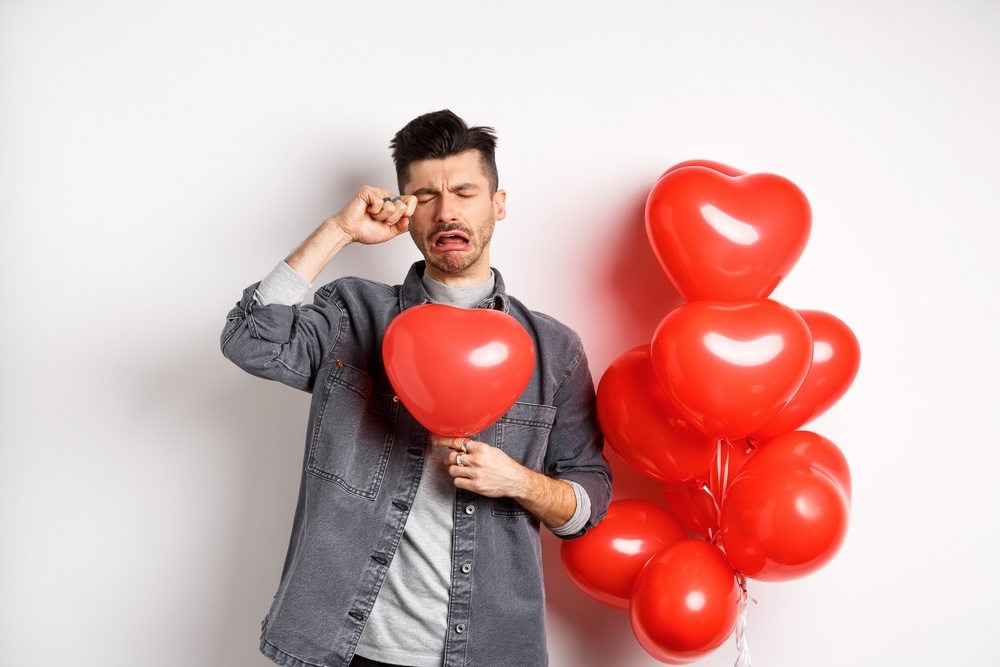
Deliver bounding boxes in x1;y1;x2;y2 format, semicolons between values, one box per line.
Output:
560;499;687;610
719;434;851;582
645;165;811;301
650;300;813;440
629;540;741;664
597;345;716;483
382;304;535;436
661;158;746;179
749;430;852;501
751;310;861;442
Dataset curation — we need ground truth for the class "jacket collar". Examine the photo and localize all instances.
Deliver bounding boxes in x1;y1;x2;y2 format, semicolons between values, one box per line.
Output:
400;261;510;313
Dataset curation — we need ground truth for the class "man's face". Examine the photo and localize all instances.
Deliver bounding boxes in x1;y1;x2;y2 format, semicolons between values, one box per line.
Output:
403;150;506;286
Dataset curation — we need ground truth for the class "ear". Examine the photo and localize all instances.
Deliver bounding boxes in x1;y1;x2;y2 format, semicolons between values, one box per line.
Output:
493;189;507;221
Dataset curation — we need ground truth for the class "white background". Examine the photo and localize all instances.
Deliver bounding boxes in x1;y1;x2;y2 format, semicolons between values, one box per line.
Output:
2;1;998;666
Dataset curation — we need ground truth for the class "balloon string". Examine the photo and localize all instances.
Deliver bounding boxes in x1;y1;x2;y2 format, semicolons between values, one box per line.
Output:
734;573;754;667
719;438;731;506
699;438;730;547
698;481;721;546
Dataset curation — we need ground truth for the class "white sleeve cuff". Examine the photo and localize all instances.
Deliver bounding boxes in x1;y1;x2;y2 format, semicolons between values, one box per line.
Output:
254;261;311;306
549;480;591;537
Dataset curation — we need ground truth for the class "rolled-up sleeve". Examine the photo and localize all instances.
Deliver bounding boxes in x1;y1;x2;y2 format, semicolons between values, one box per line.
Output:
544;341;612;539
255;261;311;306
549;480;592;537
220;268;343;393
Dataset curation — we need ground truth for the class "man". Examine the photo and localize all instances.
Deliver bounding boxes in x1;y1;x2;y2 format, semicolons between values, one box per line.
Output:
221;110;611;667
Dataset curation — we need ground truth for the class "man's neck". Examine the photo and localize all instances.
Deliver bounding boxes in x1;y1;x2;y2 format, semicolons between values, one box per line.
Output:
423;260;492;288
421;270;496;309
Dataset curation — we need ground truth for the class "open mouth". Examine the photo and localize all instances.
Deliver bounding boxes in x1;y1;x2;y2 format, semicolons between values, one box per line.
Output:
432;229;471;251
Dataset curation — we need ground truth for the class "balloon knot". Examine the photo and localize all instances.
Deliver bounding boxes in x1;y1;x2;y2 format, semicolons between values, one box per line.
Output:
735;571;758;606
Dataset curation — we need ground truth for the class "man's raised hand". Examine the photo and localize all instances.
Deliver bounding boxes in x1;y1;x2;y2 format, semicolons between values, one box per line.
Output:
284;185;417;283
338;185;417;245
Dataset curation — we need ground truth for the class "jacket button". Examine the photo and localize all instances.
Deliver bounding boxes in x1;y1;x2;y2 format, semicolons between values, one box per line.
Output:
456;623;466;634
464;504;475;515
461;563;471;574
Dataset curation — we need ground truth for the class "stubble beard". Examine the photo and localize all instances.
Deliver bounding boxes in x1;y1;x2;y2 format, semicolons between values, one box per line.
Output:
418;212;496;277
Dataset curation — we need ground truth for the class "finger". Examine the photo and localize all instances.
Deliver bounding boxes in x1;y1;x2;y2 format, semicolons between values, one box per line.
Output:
389;197;417;227
384;200;409;225
449;452;474;474
400;195;418;217
372;197;397;221
363;188;395;216
377;194;414;224
361;186;386;207
452;449;476;465
431;435;469;451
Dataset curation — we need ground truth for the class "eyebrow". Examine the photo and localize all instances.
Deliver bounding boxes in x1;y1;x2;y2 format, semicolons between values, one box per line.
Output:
412;182;481;196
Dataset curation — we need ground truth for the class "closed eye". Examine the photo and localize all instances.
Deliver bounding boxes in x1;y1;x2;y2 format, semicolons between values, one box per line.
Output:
450;182;481;197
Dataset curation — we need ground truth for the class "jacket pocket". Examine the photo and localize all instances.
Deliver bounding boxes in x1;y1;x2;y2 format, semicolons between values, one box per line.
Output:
305;361;398;499
491;401;556;517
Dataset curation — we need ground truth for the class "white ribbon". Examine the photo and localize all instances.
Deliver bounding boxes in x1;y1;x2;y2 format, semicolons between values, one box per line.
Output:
733;573;753;667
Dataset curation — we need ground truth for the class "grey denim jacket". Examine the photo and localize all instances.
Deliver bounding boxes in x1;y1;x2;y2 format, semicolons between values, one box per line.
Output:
220;262;612;667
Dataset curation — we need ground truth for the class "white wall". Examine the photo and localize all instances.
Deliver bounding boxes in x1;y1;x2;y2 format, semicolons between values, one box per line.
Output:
2;1;997;665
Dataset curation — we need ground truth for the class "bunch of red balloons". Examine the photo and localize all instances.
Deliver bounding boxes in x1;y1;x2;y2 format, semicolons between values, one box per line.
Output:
561;160;860;664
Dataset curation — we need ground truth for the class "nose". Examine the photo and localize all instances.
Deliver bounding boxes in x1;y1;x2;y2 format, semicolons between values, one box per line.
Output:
434;192;460;224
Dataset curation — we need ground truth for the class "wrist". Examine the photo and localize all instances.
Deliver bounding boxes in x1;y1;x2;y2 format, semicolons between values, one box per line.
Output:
513;467;547;505
321;215;356;247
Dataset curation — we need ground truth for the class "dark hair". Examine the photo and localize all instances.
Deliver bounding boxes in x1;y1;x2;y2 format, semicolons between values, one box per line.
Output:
390;109;499;193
